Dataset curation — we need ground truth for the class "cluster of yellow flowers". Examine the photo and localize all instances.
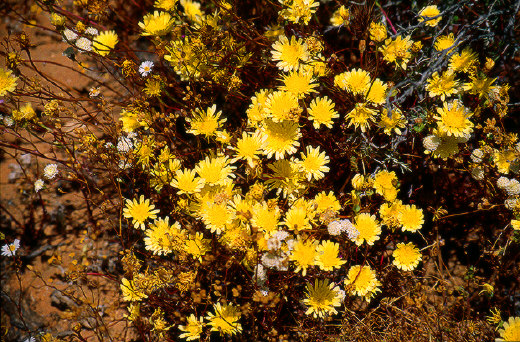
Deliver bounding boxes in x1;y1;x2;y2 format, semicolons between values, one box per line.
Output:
2;0;519;340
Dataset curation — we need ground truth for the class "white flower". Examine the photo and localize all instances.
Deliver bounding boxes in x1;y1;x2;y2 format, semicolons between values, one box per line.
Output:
267;236;282;251
470;148;484;163
423;135;440;151
138;61;154;77
3;116;14;127
340;219;359;240
85;27;99;36
117;136;134;153
34;179;44;192
327;220;343;236
504;197;519;210
75;37;92;52
104;142;114;149
505;179;520;196
497;176;510;189
63;28;78;42
1;239;20;257
43;164;59;179
470;166;484;180
23;337;36;342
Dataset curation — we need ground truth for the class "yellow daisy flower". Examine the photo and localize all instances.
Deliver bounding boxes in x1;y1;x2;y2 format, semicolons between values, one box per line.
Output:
392;242;422;271
344;264;381;301
426;70;459;101
315;240;346;271
434;99;473;138
289;237;318;276
194;155;236;186
264;90;300;122
123;195;160;230
497;316;520;341
330;5;350;27
418;5;442;27
92;30;118;56
434;33;457;52
313;191;341;214
271;35;309;72
448;48;478;73
155;0;178;11
12;103;36;121
279;70;317;98
373;170;398;201
369;22;387;42
138;11;175;36
334;68;371;95
179;314;204;341
184;232;211;261
232;131;265;168
260;119;301;160
295;145;330;181
201;201;235;234
353;213;381;246
0;67;18;97
307;96;339;129
206;302;242;336
379;108;406;135
379;35;413;69
170;168;205;194
346;102;377;132
121;278;148;302
247;89;271;126
365;78;388;104
187;105;227;138
180;0;204;22
398;204;424;232
251;202;281;235
303;279;343;318
144;217;185;255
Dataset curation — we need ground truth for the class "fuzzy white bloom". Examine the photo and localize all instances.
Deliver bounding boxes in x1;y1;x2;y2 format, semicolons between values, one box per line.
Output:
336;289;346;301
104;142;114;149
85;27;99;36
261;253;280;268
43;164;59;179
497;176;510;189
272;230;289;241
285;238;295;251
266;236;282;251
340;219;359;240
118;160;132;169
327;220;343;236
470;148;484;163
423;135;440;151
470;166;484;181
1;239;20;257
505;179;520;196
63;28;78;42
75;37;92;52
34;179;44;192
260;289;269;296
254;264;267;284
3;116;14;127
117;136;134;152
504;197;519;210
139;61;154;77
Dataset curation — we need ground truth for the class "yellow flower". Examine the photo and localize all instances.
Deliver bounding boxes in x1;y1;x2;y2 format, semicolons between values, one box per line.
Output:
144;217;185;255
247;89;271;126
379;35;413;69
184;232;211;261
418;5;441;27
346;102;377;132
295;145;330;181
330;5;350;27
260;119;301;160
307;96;339;129
144;76;163;97
369;22;387;42
379;200;404;228
497;316;520;342
171;168;205;194
493;149;517;174
313;191;341;214
264;90;300;122
206;302;242;336
187;105;227;138
195;155;236;186
121;278;148;302
392;242;421;271
0;67;18;97
315;240;346;271
284;204;312;231
201;201;235;234
463;75;497;100
366;78;388;104
353;213;381;246
289;237;317;275
155;0;178;11
511;219;520;230
449;48;478;73
434;33;457;52
139;11;175;36
123;195;160;230
379;108;406;135
280;0;319;25
279;70;317;98
271;35;309;72
12;103;36;121
232;131;265;168
264;159;304;198
251;202;281;235
334;68;371;95
426;70;459;101
344;265;381;301
373;170;398;201
398;204;424;232
434;99;473;138
92;30;118;56
179;314;204;341
180;0;204;22
303;279;343;318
